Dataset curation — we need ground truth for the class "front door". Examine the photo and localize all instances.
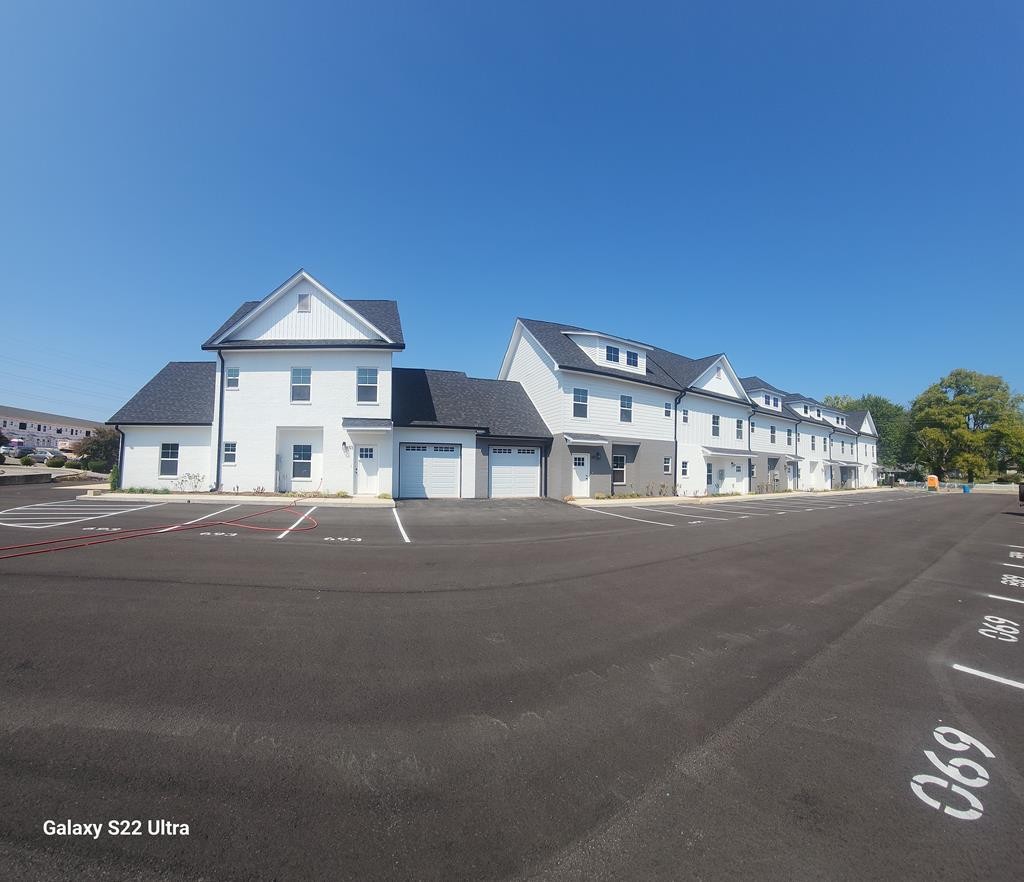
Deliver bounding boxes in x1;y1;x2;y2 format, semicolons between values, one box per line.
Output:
571;453;590;498
355;445;378;495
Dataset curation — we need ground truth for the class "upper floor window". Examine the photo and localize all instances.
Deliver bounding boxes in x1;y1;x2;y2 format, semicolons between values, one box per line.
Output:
816;408;821;418
681;409;689;423
751;420;756;433
626;350;639;367
226;367;240;390
664;402;671;417
291;367;311;402
787;428;792;445
803;405;809;415
763;393;770;405
297;291;311;313
357;367;378;403
711;414;720;437
19;422;27;429
573;388;588;419
159;443;179;476
715;366;723;379
770;425;777;444
811;435;816;450
841;441;845;453
619;395;632;423
605;345;619;363
773;396;779;407
736;419;743;440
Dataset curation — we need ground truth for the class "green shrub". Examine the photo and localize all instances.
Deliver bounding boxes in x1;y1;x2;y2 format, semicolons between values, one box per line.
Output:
87;460;109;473
335;490;351;498
63;460;85;470
45;456;67;468
0;452;5;465
123;486;171;494
377;492;392;499
109;465;120;490
19;455;34;466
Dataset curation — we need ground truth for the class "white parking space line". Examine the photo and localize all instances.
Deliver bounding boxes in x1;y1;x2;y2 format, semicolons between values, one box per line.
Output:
392;508;411;543
632;506;730;521
998;562;1024;569
275;506;318;540
582;508;676;527
987;594;1024;605
0;502;167;528
667;504;771;517
157;504;241;533
952;664;1024;692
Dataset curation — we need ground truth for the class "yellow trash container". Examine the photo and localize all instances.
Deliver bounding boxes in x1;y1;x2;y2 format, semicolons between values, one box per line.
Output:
926;474;939;492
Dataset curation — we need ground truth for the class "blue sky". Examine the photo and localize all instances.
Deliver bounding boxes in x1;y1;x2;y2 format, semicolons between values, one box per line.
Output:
1;1;1021;422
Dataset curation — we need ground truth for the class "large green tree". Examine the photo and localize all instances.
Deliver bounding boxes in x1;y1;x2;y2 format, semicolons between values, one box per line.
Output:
71;427;121;469
823;393;912;466
909;369;1024;481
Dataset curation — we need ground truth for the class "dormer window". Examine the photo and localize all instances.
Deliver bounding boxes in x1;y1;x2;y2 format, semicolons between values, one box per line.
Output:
803;404;809;414
816;408;821;418
606;345;620;363
773;396;779;407
763;394;770;405
626;350;638;367
297;291;311;313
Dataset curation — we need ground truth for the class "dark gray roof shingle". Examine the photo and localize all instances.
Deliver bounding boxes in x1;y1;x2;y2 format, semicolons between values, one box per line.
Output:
107;362;216;425
518;318;681;390
393;369;551;438
741;375;789;396
846;410;876;435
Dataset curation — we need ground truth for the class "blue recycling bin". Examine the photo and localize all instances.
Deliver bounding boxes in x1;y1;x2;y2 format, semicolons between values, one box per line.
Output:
962;484;971;493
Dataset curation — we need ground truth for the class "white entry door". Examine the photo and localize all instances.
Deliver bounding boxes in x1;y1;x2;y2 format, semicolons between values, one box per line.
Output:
355;446;378;495
571;453;590;498
489;446;540;497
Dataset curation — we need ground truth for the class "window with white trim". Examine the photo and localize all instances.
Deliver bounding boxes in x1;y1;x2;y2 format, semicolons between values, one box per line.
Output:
816;408;821;418
358;447;374;459
573;388;588;419
619;395;632;423
433;445;456;452
573;455;586;468
706;462;713;485
517;448;534;455
763;393;771;405
681;409;689;423
751;420;756;434
736;419;743;440
290;367;311;402
773;396;779;407
292;444;312;478
226;367;239;390
159;443;179;476
492;447;512;454
680;461;688;477
357;367;378;403
605;345;619;363
223;442;237;464
663;456;672;475
803;404;809;414
770;425;776;444
811;435;816;450
626;350;639;367
786;428;792;446
405;444;427;451
612;454;625;484
711;414;720;437
297;291;311;312
664;402;671;417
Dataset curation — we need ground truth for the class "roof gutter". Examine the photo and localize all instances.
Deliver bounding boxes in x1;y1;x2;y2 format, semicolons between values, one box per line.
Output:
215;350;226;491
673;390;687;496
114;425;125;489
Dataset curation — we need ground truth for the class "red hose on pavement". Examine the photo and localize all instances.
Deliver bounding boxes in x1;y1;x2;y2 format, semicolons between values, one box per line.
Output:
0;504;319;561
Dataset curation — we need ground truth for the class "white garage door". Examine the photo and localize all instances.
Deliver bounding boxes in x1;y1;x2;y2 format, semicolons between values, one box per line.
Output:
489;446;541;498
399;443;461;498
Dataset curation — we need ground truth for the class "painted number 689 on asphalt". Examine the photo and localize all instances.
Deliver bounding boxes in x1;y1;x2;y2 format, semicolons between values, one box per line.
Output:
910;726;994;821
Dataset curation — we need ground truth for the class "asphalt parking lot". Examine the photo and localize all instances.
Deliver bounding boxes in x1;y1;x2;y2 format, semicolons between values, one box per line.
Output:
1;482;1022;880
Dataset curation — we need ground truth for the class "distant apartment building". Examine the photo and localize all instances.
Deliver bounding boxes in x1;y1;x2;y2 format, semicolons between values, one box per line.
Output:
0;406;101;450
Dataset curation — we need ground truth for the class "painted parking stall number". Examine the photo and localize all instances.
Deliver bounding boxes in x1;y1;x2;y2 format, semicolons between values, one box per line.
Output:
323;537;362;542
910;726;995;821
199;531;238;537
978;615;1019;643
82;526;122;532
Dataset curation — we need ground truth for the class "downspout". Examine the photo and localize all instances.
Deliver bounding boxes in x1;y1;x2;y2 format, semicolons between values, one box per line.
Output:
215;349;226;491
746;404;755;494
673;389;687;496
793;418;802;489
828;428;836;488
114;425;125;489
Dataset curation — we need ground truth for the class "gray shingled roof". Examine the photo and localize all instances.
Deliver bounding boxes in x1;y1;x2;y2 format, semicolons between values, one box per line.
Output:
202;295;404;349
393;368;550;438
518;318;681;390
0;405;101;428
741;375;789;396
107;362;216;425
846;410;876;436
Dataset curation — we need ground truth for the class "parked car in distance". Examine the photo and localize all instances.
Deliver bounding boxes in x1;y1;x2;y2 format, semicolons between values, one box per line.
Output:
23;448;62;463
1;444;25;456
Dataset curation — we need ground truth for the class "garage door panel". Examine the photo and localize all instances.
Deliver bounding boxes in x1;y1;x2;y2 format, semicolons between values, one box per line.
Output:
400;443;461;498
489;446;540;498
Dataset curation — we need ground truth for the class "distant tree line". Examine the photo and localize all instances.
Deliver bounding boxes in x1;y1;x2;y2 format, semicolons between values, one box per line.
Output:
825;369;1024;482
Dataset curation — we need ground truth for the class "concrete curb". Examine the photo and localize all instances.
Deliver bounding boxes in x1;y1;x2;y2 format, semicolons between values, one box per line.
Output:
570;487;902;507
78;490;396;508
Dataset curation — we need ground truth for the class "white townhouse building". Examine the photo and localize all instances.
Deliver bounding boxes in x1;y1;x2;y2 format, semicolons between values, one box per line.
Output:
499;317;880;499
109;270;550;499
1;406;100;451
